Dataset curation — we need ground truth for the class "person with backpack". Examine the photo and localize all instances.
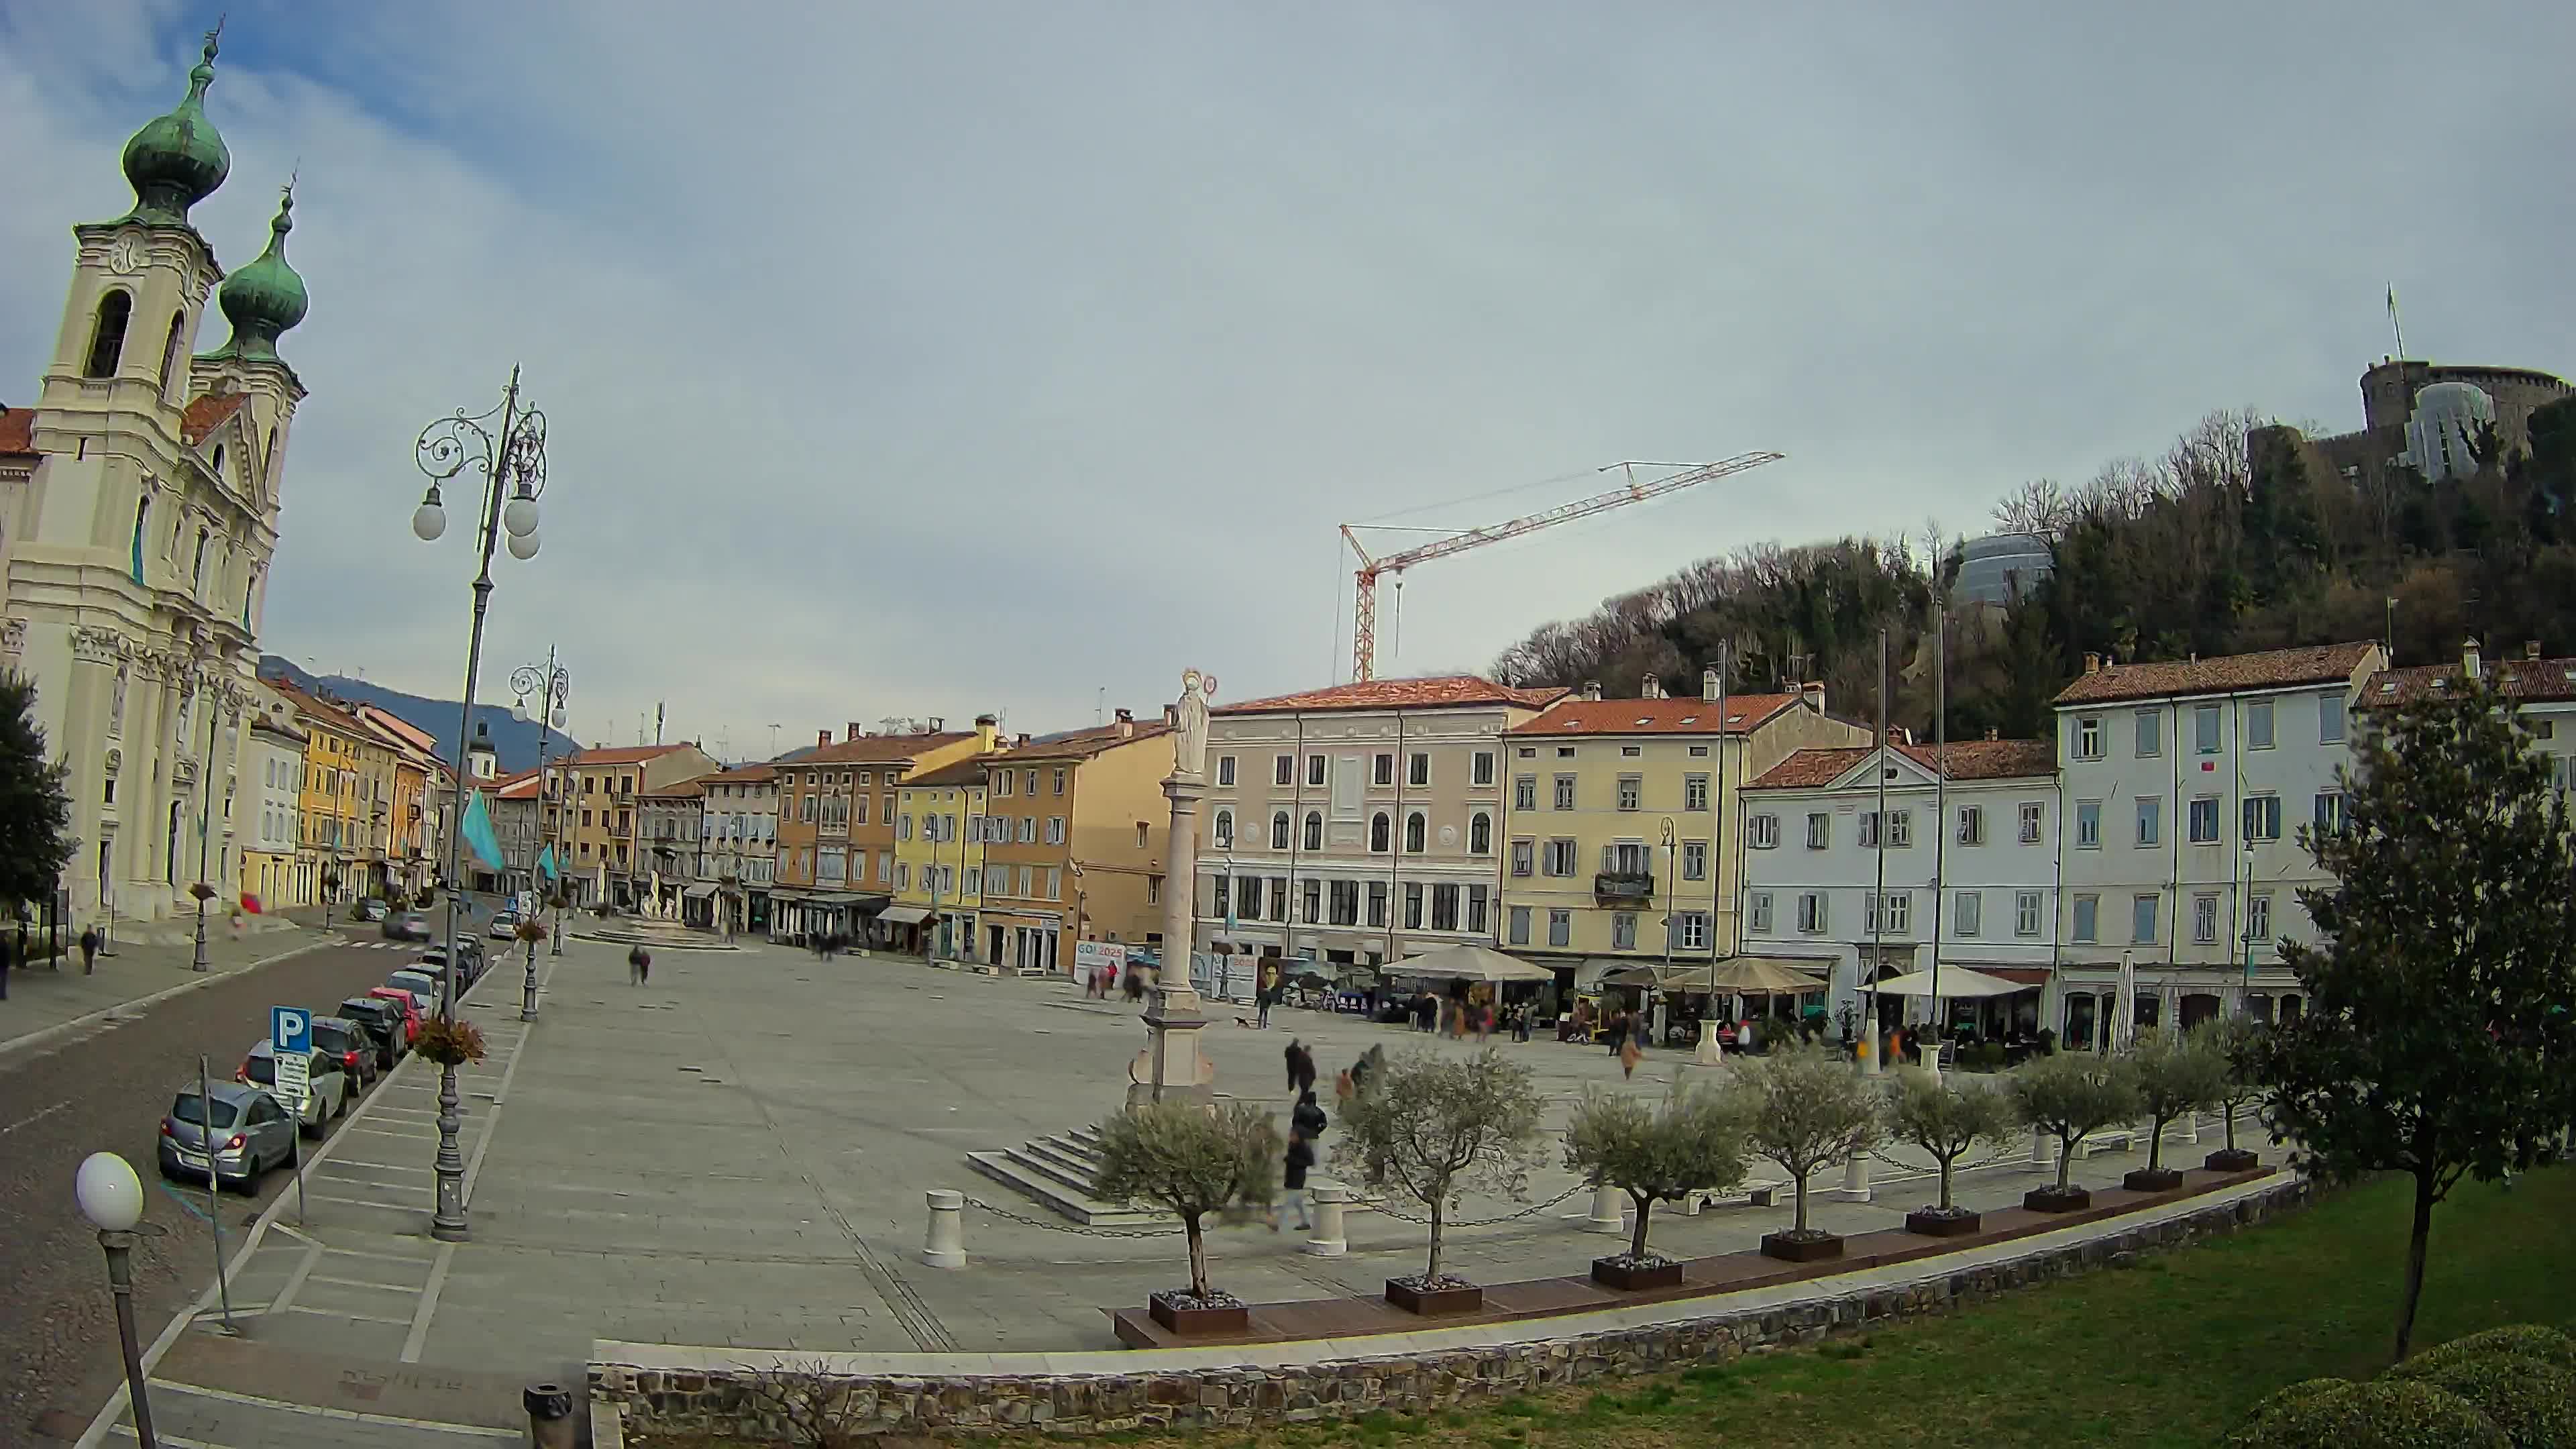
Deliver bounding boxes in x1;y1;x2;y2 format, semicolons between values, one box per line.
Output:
1291;1088;1327;1142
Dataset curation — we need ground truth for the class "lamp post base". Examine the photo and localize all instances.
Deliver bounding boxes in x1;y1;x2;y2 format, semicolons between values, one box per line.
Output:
99;1230;158;1448
431;1063;470;1241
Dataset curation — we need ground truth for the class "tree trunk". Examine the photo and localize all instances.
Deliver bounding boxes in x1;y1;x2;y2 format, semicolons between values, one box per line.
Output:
1937;1154;1955;1212
2055;1135;2074;1191
2394;1167;2436;1364
2223;1102;2239;1152
1792;1169;1810;1232
1426;1199;1446;1281
1184;1214;1209;1300
2147;1112;2167;1173
1629;1193;1654;1259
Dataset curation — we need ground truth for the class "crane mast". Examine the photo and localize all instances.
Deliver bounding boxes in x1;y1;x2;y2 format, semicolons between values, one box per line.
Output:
1341;451;1784;681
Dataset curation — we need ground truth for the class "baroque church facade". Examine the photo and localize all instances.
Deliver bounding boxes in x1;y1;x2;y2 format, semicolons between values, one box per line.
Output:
0;28;311;926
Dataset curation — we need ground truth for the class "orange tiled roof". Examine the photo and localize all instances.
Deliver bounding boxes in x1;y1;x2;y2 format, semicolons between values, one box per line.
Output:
1509;694;1803;737
0;407;34;456
708;763;777;784
1215;676;1567;715
1001;720;1173;762
493;769;543;800
640;777;709;798
180;394;248;447
786;732;975;767
2053;642;2379;706
1750;738;2057;790
564;743;691;767
905;757;993;789
2366;655;2576;707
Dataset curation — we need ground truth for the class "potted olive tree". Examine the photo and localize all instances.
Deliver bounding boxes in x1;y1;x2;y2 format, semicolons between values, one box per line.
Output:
1336;1049;1548;1314
2195;1018;2267;1173
2123;1028;2227;1191
2008;1051;2139;1212
1729;1044;1884;1262
1885;1068;2017;1236
1562;1081;1746;1289
1091;1100;1279;1335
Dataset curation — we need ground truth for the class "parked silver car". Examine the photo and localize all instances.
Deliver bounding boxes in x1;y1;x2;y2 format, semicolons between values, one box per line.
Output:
237;1041;350;1136
158;1081;299;1191
384;970;439;1013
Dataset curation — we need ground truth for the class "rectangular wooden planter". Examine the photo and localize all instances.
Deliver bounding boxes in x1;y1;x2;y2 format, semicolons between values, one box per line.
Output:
2023;1185;2094;1213
2123;1168;2185;1193
1904;1208;1982;1238
2204;1148;2261;1173
1591;1256;1686;1291
1384;1279;1484;1316
1147;1293;1249;1336
1759;1231;1845;1263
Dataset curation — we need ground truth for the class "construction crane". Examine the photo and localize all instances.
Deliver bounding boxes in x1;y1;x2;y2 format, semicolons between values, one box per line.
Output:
1338;451;1785;682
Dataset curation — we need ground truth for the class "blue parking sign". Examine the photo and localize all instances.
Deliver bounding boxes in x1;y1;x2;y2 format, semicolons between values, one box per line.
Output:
272;1005;311;1056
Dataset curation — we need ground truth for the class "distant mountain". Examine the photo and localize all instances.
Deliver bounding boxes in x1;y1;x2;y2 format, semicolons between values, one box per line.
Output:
257;655;576;775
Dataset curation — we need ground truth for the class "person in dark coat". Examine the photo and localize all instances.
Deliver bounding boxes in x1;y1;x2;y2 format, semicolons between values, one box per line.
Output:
80;926;100;975
1271;1130;1316;1233
1291;1088;1328;1142
1285;1039;1318;1095
628;945;651;985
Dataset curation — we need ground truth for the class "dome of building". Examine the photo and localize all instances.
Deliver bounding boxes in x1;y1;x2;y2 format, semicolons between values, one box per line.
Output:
2402;380;2496;482
205;188;308;365
119;31;229;227
1952;532;2053;607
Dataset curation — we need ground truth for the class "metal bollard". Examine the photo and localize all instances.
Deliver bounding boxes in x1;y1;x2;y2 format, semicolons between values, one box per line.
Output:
1583;1183;1625;1234
1303;1183;1350;1257
524;1381;576;1449
922;1189;967;1269
2029;1125;2053;1173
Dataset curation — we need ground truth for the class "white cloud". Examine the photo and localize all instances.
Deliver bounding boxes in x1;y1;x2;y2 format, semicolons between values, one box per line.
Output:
5;1;2571;755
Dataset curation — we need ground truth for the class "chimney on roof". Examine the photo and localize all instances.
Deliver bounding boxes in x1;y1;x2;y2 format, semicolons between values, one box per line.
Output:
2528;640;2542;661
1985;727;1998;741
1802;681;1825;713
2463;637;2481;681
1702;667;1721;703
1163;703;1179;728
926;716;945;733
817;729;830;749
974;712;999;752
1581;680;1603;702
1114;707;1134;738
1641;672;1662;699
847;722;863;742
2084;651;2101;675
1014;733;1030;747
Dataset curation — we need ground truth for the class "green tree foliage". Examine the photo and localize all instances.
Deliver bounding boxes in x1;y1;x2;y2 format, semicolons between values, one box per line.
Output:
2128;1028;2229;1174
1489;395;2576;743
1091;1102;1279;1301
1334;1050;1547;1283
1561;1082;1748;1261
2007;1053;2141;1193
2227;1378;2510;1449
1882;1069;2015;1212
2255;674;2576;1364
2194;1017;2269;1157
0;672;74;909
1725;1046;1884;1235
2386;1351;2576;1445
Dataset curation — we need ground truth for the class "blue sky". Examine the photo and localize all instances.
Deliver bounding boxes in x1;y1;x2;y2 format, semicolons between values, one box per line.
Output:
5;1;2571;757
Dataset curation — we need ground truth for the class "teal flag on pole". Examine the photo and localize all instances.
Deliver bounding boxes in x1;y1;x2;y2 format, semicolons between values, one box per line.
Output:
460;789;506;873
537;844;558;881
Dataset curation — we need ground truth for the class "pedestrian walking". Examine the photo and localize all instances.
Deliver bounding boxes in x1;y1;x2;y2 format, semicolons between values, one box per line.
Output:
1270;1130;1316;1233
80;925;99;975
1255;981;1273;1030
1620;1034;1642;1079
1291;1087;1328;1142
628;945;651;985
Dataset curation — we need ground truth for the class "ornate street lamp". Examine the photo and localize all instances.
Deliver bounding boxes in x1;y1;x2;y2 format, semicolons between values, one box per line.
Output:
76;1151;164;1448
512;652;572;977
411;368;548;1242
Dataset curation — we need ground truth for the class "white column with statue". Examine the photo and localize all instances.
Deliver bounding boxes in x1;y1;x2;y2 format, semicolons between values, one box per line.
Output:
1127;669;1218;1110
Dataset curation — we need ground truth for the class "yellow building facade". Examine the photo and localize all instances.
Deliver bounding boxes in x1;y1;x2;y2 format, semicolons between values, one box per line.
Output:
1499;676;1868;976
892;757;990;961
272;683;369;904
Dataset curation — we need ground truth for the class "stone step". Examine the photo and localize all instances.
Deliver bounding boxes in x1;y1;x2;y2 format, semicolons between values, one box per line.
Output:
963;1150;1173;1228
1009;1140;1108;1195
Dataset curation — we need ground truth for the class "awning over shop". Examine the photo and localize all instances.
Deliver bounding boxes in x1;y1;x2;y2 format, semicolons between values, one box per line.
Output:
1604;957;1832;995
682;882;718;900
1867;966;2025;998
878;905;933;926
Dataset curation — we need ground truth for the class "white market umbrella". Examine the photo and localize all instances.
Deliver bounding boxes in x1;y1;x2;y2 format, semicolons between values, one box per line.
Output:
1866;966;2024;1000
1385;944;1555;983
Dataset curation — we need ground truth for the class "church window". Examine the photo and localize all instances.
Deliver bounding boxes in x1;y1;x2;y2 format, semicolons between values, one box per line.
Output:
193;528;210;592
85;290;131;378
130;498;149;583
158;311;186;396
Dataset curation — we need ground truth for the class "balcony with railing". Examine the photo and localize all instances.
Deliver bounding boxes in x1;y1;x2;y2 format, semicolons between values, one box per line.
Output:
1593;871;1656;905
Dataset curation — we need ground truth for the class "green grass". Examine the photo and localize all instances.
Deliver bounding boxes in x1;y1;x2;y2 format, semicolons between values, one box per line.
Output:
1087;1166;2576;1449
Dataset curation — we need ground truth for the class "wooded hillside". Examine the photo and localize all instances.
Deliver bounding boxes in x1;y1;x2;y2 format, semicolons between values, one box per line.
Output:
1489;397;2576;741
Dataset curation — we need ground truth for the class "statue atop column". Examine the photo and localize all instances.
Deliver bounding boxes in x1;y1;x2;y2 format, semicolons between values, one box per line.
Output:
1126;667;1220;1108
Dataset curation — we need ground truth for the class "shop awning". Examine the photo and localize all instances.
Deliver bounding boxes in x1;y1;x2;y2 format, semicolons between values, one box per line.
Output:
1867;966;2025;998
682;882;718;900
878;905;932;926
1384;944;1554;983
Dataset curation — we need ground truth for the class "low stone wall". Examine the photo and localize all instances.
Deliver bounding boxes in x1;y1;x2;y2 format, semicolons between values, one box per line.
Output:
596;1178;2309;1441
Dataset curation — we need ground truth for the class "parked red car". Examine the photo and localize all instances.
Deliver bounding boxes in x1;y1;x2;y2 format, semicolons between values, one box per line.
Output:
364;986;425;1045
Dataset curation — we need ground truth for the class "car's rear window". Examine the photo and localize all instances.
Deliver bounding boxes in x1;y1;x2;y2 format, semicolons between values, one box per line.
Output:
243;1055;275;1084
171;1094;240;1128
312;1024;360;1056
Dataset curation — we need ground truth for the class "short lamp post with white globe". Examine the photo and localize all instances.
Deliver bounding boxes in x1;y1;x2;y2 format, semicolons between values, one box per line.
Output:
76;1151;162;1448
411;368;549;1243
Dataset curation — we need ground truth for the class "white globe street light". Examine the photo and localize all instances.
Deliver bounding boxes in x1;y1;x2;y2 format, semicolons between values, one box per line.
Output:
502;491;540;539
76;1151;160;1447
411;488;447;542
506;528;540;561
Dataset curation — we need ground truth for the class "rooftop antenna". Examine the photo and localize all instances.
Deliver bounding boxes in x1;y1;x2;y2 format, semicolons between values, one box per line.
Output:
766;722;781;758
2386;284;2406;361
655;700;665;747
1097;688;1105;727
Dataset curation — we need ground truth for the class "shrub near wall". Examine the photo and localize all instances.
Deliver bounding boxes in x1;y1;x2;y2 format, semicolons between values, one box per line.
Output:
596;1181;2309;1440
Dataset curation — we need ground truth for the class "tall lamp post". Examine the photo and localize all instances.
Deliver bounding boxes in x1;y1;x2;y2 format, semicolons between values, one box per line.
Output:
512;653;570;969
76;1151;162;1448
411;368;549;1242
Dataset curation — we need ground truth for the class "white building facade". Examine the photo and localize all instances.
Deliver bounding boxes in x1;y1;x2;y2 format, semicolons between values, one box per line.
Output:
0;34;308;926
2051;641;2385;1046
1741;739;2061;1036
700;763;779;936
241;711;305;909
1195;677;1562;970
